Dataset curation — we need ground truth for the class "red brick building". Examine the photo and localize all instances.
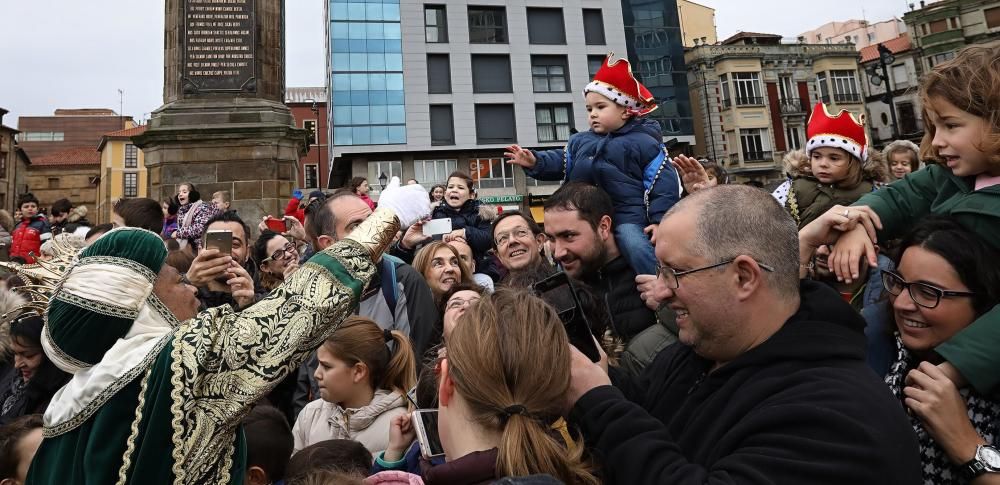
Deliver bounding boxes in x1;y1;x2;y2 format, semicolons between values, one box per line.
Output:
25;147;101;211
285;87;329;190
16;109;133;160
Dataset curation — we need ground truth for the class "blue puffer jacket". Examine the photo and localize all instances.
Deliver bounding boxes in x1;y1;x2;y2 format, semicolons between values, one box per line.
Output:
431;198;499;281
525;118;680;226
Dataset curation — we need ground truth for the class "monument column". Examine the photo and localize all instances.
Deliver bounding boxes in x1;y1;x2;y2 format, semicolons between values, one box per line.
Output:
134;0;307;232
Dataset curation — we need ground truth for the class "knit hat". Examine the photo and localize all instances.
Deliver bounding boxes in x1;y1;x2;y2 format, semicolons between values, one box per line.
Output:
583;53;657;116
44;227;166;372
806;103;869;162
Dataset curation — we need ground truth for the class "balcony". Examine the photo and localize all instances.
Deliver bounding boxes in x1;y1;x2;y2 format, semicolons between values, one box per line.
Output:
778;98;807;115
743;150;773;161
833;93;863;104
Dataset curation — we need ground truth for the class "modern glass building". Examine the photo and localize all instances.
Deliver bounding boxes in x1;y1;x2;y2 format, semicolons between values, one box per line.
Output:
329;0;406;146
620;0;694;140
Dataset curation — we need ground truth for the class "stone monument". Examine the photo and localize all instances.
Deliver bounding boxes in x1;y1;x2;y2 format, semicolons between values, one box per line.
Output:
134;0;307;232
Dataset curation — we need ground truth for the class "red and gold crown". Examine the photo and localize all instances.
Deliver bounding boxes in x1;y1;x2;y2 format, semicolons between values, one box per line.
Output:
806;103;869;161
584;53;657;116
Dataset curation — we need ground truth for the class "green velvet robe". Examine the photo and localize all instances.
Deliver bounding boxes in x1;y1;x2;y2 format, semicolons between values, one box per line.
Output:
27;241;377;484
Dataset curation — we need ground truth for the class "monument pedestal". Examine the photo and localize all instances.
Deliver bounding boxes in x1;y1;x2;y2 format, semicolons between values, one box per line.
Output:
135;0;306;233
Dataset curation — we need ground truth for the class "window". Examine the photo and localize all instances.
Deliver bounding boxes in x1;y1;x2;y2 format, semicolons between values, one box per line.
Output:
928;19;948;34
123;173;138;197
588;55;604;79
425;5;448;43
468;6;507;43
531;55;569;93
830;70;860;103
367;161;403;194
124;143;138;168
732;72;762;106
867;32;877;43
582;9;605;45
427;54;451;94
892;64;909;87
536;104;573;142
430;105;455;145
740;128;770;161
304;165;319;188
526;8;565;45
469;158;514;188
474;105;516;144
987;7;1000;29
20;132;64;142
471;55;512;93
303;120;317;146
48;178;60;189
930;51;955;67
785;124;802;150
816;72;830;103
720;73;731;108
414;159;457;184
897;101;918;134
778;76;794;100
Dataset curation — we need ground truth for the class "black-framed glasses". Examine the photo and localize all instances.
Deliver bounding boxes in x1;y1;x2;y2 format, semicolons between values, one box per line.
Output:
656;258;775;290
881;270;975;309
263;242;296;264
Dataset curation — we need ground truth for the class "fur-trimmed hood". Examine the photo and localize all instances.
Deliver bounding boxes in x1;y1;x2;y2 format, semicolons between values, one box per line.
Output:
782;148;888;184
67;205;89;223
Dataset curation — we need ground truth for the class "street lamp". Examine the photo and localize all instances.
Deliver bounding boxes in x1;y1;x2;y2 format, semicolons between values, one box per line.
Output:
378;172;388;190
869;43;900;139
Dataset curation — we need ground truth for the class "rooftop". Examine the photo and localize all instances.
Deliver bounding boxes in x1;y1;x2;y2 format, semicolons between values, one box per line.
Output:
52;108;119;116
721;31;783;46
860;34;913;63
104;125;148;138
285;87;326;105
30;146;101;166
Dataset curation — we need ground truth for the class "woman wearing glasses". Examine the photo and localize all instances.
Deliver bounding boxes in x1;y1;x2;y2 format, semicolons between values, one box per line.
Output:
873;216;1000;484
253;230;301;291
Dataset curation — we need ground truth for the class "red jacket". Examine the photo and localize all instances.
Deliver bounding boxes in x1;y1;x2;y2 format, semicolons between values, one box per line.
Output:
10;215;51;263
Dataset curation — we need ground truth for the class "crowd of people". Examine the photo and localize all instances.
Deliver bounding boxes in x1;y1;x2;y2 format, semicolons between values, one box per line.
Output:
0;45;999;484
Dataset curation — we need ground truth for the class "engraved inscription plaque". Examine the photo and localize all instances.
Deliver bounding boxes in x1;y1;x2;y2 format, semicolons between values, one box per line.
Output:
182;0;256;93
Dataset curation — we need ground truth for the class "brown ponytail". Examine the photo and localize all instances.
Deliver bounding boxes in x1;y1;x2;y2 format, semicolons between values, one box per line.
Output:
447;288;599;485
323;316;416;399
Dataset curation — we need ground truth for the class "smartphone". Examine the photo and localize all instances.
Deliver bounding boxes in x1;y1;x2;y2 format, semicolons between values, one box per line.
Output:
422;218;453;237
203;229;233;255
411;409;445;459
530;271;602;362
265;216;287;233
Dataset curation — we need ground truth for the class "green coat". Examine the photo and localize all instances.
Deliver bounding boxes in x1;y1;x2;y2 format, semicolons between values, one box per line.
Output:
27;242;375;484
854;163;1000;393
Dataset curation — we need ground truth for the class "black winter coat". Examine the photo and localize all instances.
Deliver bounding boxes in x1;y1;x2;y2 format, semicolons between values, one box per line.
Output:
579;255;655;341
570;280;921;485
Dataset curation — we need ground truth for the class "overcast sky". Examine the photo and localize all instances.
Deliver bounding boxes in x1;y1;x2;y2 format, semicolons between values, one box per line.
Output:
0;0;911;127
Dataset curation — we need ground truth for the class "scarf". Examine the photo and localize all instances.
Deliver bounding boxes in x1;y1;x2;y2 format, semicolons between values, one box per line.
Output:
885;334;1000;484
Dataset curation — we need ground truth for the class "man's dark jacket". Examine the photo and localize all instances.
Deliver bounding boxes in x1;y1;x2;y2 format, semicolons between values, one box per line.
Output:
570;280;921;485
580;255;655;341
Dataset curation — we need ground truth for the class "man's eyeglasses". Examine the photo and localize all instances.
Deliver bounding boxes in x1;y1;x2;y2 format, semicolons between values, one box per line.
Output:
495;228;531;247
445;296;481;311
656;258;775;290
262;243;296;264
881;270;974;309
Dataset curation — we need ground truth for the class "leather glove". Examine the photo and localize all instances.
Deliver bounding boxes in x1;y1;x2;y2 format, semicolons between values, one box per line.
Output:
376;177;432;228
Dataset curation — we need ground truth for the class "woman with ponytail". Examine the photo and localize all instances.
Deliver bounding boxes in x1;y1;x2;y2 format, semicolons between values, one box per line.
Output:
376;288;598;485
292;316;416;455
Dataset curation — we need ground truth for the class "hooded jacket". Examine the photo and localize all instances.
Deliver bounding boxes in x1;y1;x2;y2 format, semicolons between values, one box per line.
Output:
570;280;921;485
292;388;407;455
526;117;680;226
51;206;92;237
10;214;50;263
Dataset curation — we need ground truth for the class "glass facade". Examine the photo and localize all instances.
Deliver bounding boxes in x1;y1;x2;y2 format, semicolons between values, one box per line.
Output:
330;0;406;146
620;0;693;137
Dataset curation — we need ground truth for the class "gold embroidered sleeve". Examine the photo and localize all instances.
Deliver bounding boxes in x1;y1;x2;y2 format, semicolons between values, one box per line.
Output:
166;210;400;484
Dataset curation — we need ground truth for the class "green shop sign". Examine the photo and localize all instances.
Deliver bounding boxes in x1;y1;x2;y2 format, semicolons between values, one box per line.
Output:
478;195;524;204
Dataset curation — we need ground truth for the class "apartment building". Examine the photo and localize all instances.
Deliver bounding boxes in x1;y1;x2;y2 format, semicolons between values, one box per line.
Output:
686;32;864;184
903;0;1000;72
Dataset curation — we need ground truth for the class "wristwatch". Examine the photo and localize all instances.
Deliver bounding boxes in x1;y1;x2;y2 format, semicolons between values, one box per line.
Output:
962;445;1000;479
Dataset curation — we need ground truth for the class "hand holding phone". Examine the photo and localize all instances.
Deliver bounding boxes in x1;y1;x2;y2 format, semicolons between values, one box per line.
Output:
422;218;453;237
265;216;287;233
203;229;233;255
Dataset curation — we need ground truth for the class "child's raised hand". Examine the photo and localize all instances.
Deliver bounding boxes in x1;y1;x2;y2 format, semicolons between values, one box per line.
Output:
672;155;710;193
828;225;878;284
504;144;536;169
385;413;416;462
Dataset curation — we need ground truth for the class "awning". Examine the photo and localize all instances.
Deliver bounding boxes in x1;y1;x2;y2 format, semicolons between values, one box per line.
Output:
530;206;544;223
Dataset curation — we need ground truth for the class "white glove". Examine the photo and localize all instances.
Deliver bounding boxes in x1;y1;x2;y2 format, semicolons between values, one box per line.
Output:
377;177;432;228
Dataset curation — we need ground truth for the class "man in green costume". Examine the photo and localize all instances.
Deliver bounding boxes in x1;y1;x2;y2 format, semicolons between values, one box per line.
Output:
26;178;430;484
